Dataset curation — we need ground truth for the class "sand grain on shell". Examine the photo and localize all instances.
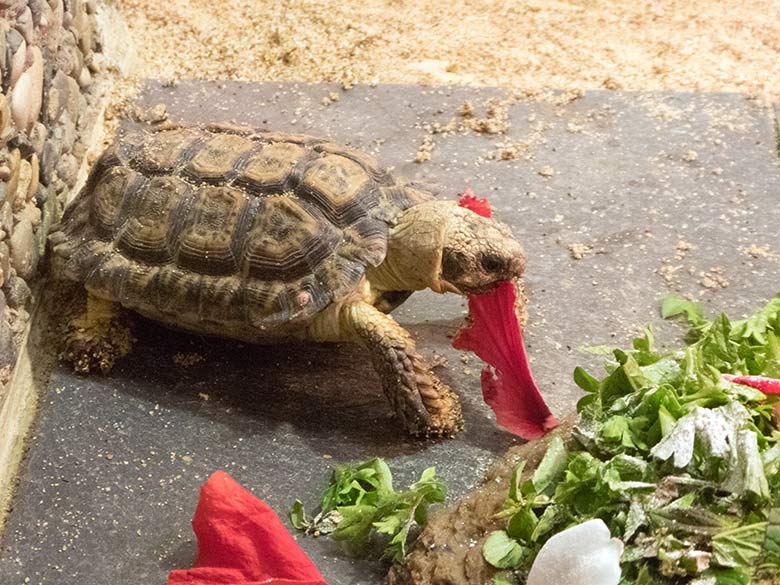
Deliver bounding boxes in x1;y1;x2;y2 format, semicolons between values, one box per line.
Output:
115;0;780;102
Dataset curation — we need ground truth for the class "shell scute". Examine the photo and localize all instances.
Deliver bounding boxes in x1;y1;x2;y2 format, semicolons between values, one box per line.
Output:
240;142;306;191
244;279;288;327
339;219;388;267
177;185;248;276
314;142;386;180
117;176;186;264
241;195;339;281
151;266;202;316
302;154;369;206
197;275;243;324
185;133;255;182
91;166;137;238
121;261;159;305
139;127;202;174
86;253;134;302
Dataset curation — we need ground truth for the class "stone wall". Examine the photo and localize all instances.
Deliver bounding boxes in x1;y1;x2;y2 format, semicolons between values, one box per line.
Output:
0;0;104;379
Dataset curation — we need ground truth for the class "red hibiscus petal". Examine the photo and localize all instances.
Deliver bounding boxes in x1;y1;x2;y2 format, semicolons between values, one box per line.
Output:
168;567;322;585
454;281;558;439
457;187;492;218
168;471;328;585
722;374;780;394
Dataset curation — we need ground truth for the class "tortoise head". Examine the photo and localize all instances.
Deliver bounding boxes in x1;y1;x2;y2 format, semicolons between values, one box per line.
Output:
371;201;525;296
438;205;525;295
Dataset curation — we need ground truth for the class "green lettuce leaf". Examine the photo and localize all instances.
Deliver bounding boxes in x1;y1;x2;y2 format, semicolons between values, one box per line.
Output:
483;530;528;569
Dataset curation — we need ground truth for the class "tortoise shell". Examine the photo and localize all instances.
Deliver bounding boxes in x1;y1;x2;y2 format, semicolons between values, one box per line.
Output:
49;124;430;339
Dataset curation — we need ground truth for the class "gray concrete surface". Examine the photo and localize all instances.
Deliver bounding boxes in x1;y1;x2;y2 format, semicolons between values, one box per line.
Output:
1;83;779;585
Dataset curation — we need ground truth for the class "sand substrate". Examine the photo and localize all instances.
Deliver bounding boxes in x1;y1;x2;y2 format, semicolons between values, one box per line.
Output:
114;0;780;103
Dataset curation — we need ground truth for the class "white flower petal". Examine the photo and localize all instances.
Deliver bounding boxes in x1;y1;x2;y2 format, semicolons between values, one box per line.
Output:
527;519;623;585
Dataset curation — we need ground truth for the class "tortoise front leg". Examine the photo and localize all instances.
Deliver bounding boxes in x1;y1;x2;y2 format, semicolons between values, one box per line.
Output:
62;292;134;374
314;301;463;437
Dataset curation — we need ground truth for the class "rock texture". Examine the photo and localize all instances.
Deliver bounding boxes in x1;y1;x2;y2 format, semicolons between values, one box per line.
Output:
0;0;103;377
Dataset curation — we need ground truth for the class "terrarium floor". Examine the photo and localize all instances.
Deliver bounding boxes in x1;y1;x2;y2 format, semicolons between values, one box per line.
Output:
1;83;779;584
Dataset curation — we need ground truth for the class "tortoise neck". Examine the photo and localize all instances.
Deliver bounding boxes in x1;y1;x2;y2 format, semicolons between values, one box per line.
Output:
366;201;455;293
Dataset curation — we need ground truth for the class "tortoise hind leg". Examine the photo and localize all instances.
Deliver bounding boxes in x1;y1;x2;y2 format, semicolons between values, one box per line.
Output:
312;301;463;437
62;293;134;374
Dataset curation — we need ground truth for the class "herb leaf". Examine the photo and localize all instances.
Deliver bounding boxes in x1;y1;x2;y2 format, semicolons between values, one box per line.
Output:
483;530;528;569
293;459;445;563
661;295;705;324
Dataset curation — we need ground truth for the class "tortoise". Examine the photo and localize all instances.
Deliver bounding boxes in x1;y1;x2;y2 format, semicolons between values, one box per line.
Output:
48;123;527;436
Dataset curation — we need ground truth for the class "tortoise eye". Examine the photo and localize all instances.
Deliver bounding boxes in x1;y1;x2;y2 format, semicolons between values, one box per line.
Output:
480;254;504;273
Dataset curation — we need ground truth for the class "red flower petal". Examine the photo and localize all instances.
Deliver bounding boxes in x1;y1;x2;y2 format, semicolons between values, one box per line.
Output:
168;471;328;585
457;187;492;218
453;281;559;439
722;374;780;394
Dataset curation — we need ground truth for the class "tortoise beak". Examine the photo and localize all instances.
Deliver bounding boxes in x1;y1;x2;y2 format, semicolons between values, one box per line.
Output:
510;255;525;279
436;279;464;295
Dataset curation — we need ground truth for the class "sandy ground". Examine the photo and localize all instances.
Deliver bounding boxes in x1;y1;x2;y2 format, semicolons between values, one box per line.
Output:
113;0;780;103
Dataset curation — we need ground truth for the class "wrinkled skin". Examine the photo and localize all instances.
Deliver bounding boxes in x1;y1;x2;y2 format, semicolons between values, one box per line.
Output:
439;208;525;295
365;201;526;298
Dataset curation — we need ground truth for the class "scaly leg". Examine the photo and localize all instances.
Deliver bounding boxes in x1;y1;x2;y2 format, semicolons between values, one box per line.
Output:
62;292;134;374
311;301;463;436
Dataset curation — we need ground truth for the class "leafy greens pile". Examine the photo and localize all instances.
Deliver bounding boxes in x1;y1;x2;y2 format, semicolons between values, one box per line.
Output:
484;296;780;584
291;458;446;563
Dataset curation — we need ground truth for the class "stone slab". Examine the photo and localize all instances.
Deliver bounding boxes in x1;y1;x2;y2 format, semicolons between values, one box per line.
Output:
1;83;779;585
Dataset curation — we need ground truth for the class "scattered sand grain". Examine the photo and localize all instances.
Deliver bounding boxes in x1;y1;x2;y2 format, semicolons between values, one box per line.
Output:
567;243;592;260
699;267;730;290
